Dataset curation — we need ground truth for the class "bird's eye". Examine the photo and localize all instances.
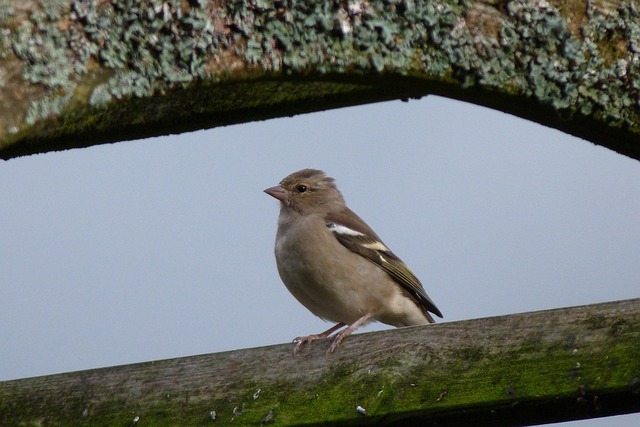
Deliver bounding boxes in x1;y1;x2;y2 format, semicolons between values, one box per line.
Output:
296;184;308;193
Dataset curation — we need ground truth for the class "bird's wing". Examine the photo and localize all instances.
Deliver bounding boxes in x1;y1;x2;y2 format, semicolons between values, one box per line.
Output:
325;209;443;318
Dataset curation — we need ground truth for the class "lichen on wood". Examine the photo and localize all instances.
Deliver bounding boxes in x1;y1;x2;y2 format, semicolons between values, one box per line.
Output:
0;0;639;160
1;299;639;426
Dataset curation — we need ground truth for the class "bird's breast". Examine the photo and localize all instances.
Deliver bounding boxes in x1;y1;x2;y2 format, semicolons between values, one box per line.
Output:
274;216;391;324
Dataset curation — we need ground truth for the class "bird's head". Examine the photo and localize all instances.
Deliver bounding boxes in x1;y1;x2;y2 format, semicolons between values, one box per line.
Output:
264;168;345;215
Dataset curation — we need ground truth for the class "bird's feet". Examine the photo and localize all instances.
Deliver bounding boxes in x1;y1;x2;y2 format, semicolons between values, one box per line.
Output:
327;313;371;353
292;334;323;355
292;322;346;355
327;328;350;353
291;314;372;354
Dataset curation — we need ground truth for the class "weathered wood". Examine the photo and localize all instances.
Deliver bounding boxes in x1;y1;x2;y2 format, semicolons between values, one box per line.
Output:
1;0;639;160
1;299;638;426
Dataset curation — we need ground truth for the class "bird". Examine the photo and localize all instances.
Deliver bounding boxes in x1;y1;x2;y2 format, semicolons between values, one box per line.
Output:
264;168;442;353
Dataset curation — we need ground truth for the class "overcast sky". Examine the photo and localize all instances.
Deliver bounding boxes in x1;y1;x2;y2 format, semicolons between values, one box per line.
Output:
1;96;638;425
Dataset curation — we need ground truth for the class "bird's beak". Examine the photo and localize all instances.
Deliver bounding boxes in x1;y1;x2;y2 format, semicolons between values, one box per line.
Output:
264;185;288;203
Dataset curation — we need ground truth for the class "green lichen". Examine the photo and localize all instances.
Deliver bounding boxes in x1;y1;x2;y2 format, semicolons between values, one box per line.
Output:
0;1;12;61
5;0;220;122
12;4;71;87
1;0;639;159
25;88;74;125
218;0;639;133
8;2;78;123
1;312;639;426
442;0;639;127
225;0;469;76
79;0;220;106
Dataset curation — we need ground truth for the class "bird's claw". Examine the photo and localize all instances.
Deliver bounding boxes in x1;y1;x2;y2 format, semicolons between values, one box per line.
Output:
291;335;320;355
292;336;309;355
328;334;344;353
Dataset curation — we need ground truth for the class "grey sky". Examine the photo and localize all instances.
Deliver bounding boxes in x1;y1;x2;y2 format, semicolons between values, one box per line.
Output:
1;96;638;425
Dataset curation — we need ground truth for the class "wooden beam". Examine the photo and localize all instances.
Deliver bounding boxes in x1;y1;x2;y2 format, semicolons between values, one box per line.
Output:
1;1;639;160
1;299;639;426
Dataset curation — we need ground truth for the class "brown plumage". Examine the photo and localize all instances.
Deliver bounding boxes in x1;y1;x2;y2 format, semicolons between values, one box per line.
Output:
265;169;442;353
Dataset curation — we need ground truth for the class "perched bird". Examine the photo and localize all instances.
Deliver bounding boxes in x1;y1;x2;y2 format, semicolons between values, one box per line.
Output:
264;169;442;353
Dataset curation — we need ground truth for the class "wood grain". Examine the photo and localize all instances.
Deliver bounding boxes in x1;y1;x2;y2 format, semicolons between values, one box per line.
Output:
1;299;639;425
